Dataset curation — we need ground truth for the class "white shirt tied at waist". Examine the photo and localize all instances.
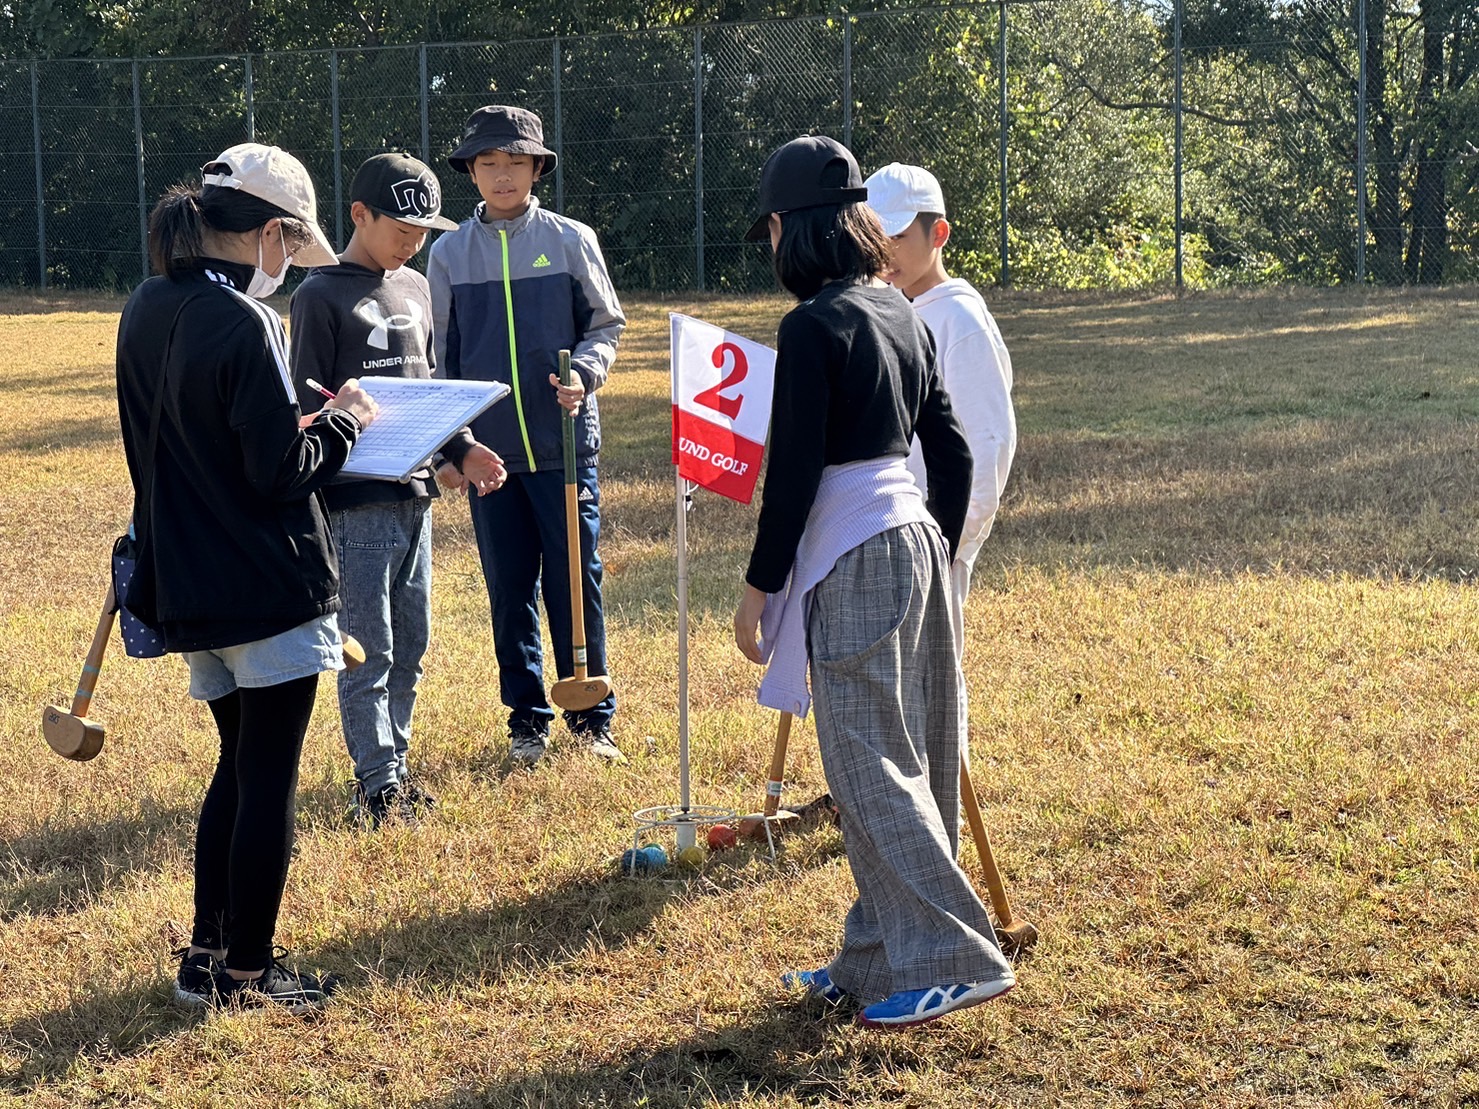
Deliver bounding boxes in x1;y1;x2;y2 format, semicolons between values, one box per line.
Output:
756;456;938;717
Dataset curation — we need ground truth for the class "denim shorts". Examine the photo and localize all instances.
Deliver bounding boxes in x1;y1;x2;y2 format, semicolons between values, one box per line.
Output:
184;613;343;701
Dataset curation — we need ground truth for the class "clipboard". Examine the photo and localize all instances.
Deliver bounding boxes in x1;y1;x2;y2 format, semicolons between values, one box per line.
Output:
337;376;511;482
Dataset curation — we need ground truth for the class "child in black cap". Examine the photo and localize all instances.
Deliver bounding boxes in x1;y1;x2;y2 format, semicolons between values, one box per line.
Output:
290;151;507;826
428;106;627;769
732;135;1017;1028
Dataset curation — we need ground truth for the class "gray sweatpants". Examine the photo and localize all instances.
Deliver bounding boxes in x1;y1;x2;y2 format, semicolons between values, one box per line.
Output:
807;521;1014;1002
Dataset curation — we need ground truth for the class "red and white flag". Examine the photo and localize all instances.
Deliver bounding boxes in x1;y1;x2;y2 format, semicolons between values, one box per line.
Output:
670;313;776;505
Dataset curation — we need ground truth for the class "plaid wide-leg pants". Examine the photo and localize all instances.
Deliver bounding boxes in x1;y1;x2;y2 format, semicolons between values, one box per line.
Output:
808;521;1014;1003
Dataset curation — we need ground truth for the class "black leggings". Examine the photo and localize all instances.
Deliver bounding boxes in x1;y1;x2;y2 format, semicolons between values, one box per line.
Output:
191;675;317;972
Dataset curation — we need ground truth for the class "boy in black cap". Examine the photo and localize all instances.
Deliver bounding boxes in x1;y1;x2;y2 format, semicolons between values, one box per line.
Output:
290;151;507;826
428;105;627;769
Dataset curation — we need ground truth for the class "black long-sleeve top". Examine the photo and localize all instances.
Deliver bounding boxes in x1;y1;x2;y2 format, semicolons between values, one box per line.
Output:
745;282;972;594
116;259;362;652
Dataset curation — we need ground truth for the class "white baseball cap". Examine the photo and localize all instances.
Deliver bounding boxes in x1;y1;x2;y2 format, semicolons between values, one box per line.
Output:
201;143;339;267
863;162;946;237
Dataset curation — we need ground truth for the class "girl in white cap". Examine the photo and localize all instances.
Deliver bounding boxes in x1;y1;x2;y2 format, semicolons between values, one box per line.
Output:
732;135;1017;1028
116;143;377;1013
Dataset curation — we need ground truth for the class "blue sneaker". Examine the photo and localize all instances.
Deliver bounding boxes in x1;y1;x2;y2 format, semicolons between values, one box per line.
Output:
857;976;1015;1028
781;967;848;1005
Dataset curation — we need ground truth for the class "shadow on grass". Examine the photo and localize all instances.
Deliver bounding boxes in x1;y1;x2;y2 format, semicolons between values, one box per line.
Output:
412;1002;866;1109
0;982;202;1091
0;803;196;920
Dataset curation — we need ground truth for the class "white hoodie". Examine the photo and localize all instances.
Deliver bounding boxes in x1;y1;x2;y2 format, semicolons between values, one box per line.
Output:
905;278;1017;571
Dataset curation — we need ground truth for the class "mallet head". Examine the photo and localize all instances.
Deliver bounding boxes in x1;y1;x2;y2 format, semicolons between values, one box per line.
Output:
42;705;104;761
342;635;365;671
995;918;1040;955
550;673;612;712
736;809;800;842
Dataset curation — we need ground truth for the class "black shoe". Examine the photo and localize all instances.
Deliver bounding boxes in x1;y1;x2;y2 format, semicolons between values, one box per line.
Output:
354;781;407;829
508;726;550;768
215;954;340;1015
173;948;223;1008
400;773;437;816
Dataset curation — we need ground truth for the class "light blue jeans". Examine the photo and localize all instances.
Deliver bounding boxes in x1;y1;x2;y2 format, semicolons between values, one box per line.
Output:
332;498;433;796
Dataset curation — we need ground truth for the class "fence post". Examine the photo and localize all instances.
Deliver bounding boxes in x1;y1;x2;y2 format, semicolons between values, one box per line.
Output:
244;55;255;141
133;60;148;282
331;49;343;249
842;17;853;150
694;27;705;292
31;60;46;289
1355;0;1367;283
551;38;564;214
1173;0;1185;292
420;44;430;162
998;0;1009;289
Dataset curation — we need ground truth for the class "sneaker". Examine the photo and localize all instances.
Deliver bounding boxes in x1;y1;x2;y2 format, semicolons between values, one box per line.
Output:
400;773;437;816
215;954;340;1015
583;728;627;765
782;966;848;1005
509;727;549;768
856;976;1015;1029
173;948;223;1008
354;781;407;829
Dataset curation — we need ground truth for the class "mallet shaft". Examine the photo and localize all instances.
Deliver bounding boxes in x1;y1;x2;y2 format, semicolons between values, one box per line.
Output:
72;584;117;717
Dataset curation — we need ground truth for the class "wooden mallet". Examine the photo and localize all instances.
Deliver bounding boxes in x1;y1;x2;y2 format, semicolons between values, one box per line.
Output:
42;584;116;761
549;349;612;713
738;710;800;841
959;754;1039;953
342;634;366;670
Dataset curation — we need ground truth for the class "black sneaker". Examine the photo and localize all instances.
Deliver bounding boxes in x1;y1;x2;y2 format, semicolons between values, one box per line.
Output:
508;726;550;768
215;954;340;1015
400;773;437;816
173;948;223;1008
354;781;407;829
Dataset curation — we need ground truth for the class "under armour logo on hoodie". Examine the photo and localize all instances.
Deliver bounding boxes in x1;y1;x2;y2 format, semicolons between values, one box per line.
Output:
354;296;423;351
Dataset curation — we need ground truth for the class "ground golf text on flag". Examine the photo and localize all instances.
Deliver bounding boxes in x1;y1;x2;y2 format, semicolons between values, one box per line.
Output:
670;313;776;505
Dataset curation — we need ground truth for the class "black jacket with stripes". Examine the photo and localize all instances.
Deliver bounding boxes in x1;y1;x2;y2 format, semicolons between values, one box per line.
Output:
115;259;362;653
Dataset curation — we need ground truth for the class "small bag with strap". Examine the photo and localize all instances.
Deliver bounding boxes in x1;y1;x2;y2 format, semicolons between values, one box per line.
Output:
111;300;190;659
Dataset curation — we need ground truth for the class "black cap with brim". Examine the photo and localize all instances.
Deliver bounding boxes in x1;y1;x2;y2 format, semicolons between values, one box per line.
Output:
448;105;558;176
350;152;459;231
743;135;869;242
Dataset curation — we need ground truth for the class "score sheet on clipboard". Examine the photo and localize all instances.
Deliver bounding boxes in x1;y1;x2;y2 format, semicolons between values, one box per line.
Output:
337;376;511;482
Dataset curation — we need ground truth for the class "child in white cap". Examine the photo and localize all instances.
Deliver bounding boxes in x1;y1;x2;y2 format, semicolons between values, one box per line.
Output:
864;163;1016;652
118;143;378;1013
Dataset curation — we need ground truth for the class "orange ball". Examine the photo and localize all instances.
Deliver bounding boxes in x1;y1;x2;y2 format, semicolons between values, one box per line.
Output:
707;824;737;851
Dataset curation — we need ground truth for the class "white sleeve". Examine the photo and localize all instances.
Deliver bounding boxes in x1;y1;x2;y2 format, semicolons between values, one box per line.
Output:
941;323;1016;570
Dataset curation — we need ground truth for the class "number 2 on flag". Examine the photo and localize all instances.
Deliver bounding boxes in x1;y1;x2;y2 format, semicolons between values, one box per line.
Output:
693;342;748;420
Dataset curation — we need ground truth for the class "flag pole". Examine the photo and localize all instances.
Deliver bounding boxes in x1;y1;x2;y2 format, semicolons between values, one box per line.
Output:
674;468;696;848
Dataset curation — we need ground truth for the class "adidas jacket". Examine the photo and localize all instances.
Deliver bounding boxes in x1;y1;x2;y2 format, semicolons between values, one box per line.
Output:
115;259;362;652
427;196;624;474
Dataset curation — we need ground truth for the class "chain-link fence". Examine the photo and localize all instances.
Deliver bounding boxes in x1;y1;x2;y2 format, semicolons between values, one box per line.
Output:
1;2;1475;294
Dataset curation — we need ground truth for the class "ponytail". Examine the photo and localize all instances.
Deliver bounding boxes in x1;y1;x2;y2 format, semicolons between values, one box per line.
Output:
148;185;206;278
146;181;304;279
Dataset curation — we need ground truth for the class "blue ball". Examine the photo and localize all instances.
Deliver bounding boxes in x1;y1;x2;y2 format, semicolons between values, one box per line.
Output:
641;844;668;870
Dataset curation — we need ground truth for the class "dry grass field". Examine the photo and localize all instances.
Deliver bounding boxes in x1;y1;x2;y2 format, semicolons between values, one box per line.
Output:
0;285;1477;1107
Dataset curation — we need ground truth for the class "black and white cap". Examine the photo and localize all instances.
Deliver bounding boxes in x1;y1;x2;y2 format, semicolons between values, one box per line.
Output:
350;152;459;231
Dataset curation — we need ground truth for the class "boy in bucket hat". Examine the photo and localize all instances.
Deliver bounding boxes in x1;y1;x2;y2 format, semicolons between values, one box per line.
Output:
290;152;508;826
863;162;1016;661
429;105;627;769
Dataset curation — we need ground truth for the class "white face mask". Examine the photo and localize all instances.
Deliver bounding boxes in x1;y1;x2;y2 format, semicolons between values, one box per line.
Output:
246;226;292;299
